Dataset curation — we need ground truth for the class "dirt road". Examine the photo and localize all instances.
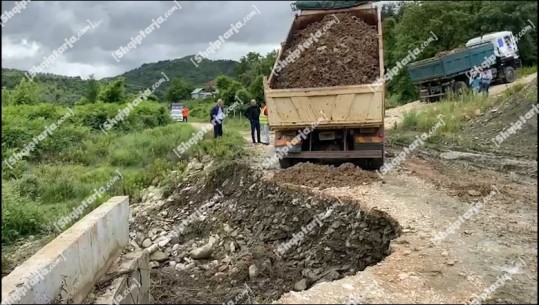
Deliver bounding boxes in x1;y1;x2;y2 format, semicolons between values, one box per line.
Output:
170;76;537;304
385;73;538;130
271;155;536;304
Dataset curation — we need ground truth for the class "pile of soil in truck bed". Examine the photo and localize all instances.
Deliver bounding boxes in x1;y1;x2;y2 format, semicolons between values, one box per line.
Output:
272;13;379;89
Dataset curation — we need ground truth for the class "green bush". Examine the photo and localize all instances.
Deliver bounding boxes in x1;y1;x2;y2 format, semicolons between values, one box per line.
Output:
192;131;246;160
2;183;47;244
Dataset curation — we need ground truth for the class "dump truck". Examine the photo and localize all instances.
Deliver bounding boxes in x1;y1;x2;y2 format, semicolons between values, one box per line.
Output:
408;31;522;102
263;1;384;169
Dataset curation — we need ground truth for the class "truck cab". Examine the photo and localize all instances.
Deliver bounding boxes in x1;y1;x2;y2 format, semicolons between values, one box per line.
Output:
465;31;522;72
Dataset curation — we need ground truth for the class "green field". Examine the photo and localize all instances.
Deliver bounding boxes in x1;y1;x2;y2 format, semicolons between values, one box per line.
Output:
2;100;246;245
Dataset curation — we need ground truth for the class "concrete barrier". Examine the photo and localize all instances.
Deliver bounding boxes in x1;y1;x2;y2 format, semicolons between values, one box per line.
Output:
1;196;130;305
90;251;151;304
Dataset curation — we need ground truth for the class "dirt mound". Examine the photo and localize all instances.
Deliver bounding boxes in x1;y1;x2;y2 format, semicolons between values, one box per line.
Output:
273;13;379;89
130;162;399;304
272;162;380;189
462;81;537;160
435;46;466;58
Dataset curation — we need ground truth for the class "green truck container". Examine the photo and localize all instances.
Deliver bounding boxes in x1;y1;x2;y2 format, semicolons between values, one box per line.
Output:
407;31;522;102
409;44;495;83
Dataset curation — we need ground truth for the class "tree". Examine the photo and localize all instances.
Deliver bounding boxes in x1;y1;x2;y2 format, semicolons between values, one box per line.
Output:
233;51;277;88
10;78;40;105
233;52;263;86
248;75;264;102
236;88;252;104
86;74;100;104
99;78;125;103
2;87;11;105
382;0;538;103
164;78;194;102
215;75;244;106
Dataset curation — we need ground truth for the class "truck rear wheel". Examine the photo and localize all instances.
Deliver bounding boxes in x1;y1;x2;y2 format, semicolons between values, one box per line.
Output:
453;81;468;96
351;158;384;170
279;158;295;169
368;158;384;170
503;66;516;83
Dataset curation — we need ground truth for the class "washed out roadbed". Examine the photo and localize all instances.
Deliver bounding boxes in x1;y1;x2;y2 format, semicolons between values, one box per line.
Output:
129;161;400;304
272;152;537;304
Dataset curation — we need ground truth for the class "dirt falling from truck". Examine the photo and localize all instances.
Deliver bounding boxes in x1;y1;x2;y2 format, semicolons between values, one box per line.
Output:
271;162;380;189
144;162;400;304
273;13;379;89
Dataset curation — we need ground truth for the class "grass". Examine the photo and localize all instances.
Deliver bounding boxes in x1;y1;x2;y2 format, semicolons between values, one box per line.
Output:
223;117;250;133
2;101;246;245
388;82;532;148
518;65;537;78
385;93;406;110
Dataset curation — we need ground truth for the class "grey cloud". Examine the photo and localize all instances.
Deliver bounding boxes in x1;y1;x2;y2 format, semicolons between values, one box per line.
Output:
1;1;293;78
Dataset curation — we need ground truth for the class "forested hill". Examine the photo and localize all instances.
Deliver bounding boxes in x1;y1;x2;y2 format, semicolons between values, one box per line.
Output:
102;56;237;97
1;56;237;103
1;68;89;105
2;1;536;106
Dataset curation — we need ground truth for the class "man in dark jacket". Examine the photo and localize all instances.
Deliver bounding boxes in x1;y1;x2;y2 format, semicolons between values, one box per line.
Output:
210;99;225;138
244;99;261;144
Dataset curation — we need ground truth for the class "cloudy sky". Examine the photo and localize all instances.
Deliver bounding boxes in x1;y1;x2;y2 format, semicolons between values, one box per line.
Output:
1;1;295;79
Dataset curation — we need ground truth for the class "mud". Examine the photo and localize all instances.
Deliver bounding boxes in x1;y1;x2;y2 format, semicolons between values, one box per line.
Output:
461;81;538;160
131;162;400;304
271;162;380;190
273;13;379;89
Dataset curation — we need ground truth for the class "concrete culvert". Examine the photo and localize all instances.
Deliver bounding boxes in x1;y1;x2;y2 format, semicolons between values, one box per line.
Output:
135;163;401;304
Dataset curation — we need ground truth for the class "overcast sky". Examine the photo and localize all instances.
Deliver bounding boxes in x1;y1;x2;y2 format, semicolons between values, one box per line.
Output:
1;1;295;79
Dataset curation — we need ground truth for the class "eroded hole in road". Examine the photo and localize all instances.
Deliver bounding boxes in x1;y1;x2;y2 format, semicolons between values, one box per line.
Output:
138;163;401;304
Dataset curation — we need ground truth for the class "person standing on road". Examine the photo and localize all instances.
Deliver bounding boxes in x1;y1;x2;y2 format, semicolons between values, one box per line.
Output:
259;101;270;145
182;107;189;122
480;69;493;96
244;99;261;144
470;72;481;95
210;99;225;138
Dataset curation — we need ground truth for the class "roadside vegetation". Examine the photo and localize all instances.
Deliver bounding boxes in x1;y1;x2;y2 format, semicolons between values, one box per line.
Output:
388;80;537;159
1;79;245;247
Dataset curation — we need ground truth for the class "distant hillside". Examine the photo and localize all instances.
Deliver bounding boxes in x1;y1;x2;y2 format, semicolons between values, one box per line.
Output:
2;68;89;104
1;56;237;103
104;56;237;98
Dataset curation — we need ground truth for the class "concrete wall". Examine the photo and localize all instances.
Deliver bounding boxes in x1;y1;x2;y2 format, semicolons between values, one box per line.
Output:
1;196;130;305
91;251;151;304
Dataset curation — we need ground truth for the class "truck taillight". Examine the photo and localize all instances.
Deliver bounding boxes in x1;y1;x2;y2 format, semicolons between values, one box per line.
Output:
275;131;301;147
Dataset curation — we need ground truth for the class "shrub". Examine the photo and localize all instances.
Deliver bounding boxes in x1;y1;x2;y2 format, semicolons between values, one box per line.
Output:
2;183;46;244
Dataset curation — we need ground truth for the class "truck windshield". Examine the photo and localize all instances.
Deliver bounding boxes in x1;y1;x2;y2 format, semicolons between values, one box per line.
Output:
496;35;517;56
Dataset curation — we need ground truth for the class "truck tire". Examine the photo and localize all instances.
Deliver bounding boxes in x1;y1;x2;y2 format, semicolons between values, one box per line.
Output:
419;89;429;103
503;66;516;83
368;158;384;170
279;158;295;169
453;81;467;96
